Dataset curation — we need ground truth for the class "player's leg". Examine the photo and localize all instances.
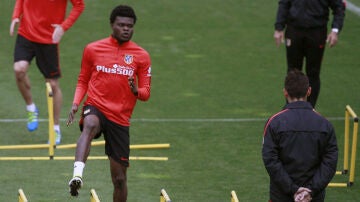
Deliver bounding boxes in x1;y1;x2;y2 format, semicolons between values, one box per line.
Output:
110;157;128;202
13;35;38;131
285;25;305;71
14;61;32;104
104;122;130;202
75;114;101;162
304;27;327;108
283;26;305;105
69;113;101;196
36;43;63;143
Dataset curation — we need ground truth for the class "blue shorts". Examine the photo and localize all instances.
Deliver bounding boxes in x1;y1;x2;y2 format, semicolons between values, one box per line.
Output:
79;105;130;167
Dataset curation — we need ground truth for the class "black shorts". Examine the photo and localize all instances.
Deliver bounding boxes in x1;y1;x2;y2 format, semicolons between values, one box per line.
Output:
14;34;61;79
79;105;130;167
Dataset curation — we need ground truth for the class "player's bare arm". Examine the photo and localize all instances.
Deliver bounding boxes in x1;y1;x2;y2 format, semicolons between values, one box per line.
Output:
9;18;19;36
67;103;79;126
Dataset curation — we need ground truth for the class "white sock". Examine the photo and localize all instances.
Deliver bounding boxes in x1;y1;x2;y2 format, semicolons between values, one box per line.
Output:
26;103;36;112
54;125;60;132
73;161;85;178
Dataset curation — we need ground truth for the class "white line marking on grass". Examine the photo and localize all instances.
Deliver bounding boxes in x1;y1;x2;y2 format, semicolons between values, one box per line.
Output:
347;1;360;16
0;117;345;123
133;117;345;122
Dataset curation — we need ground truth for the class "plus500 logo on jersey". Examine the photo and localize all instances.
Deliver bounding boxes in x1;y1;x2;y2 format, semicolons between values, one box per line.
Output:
96;64;134;76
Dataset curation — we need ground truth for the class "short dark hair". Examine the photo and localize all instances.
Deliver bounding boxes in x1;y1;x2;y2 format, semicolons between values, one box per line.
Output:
110;5;137;24
284;69;309;99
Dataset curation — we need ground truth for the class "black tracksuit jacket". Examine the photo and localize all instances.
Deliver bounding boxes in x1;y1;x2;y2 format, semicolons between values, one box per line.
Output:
262;101;338;202
275;0;345;31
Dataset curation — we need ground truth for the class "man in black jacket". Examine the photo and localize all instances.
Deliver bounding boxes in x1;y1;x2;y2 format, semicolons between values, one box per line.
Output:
274;0;345;108
262;70;338;202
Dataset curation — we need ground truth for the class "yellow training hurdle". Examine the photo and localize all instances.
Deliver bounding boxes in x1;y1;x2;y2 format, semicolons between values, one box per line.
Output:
90;189;100;202
0;82;170;161
328;105;358;187
18;188;100;202
159;189;239;201
231;190;239;202
18;189;28;202
17;188;240;201
160;188;172;202
0;83;56;159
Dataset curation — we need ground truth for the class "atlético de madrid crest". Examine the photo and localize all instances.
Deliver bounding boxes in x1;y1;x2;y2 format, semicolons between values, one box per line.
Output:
124;55;133;64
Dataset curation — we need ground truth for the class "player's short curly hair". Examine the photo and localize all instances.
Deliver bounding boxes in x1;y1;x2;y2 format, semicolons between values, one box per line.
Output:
285;69;310;99
110;5;137;24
